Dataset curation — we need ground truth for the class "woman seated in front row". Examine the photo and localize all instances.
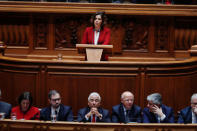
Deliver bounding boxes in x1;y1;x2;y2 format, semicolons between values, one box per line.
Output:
11;92;40;120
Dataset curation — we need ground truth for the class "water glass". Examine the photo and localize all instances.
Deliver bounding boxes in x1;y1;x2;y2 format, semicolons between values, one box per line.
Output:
0;113;5;120
57;53;62;60
11;113;17;120
51;114;57;122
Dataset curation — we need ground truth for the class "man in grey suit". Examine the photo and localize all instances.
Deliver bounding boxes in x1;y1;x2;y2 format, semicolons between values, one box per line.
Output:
0;89;12;118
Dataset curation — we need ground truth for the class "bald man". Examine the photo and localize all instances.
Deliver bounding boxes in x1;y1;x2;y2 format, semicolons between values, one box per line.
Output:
111;91;142;123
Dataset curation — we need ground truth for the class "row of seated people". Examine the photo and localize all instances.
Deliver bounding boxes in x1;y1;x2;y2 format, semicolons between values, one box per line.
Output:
4;0;197;4
0;89;197;123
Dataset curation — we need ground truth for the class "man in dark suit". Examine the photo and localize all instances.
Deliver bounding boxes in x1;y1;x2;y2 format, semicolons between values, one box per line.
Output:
136;0;156;4
178;93;197;123
143;93;174;123
111;91;142;123
0;89;12;118
77;92;111;122
46;0;80;2
40;90;73;121
173;0;193;5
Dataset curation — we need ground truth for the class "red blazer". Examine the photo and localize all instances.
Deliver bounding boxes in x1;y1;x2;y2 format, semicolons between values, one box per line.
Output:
11;106;40;120
81;27;111;45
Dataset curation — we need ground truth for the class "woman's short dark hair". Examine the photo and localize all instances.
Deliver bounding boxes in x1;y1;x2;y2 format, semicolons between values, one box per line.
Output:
91;11;107;30
18;92;33;107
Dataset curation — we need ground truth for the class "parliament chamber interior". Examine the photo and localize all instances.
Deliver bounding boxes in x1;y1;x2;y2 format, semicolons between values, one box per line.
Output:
0;0;197;130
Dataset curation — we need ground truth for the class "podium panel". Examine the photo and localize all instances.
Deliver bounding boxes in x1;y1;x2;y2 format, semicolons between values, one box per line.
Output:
86;48;103;62
76;44;113;61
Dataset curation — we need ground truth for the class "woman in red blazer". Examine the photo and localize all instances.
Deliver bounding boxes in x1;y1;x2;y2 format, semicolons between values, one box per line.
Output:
81;12;111;60
81;11;111;45
11;92;40;120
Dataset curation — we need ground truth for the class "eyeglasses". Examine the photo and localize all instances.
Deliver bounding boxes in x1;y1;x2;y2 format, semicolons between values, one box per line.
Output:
51;98;61;102
191;103;197;105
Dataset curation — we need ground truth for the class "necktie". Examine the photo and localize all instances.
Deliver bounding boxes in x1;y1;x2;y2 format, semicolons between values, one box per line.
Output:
195;115;197;123
55;110;58;120
125;110;130;123
55;110;58;115
156;115;160;123
92;114;96;122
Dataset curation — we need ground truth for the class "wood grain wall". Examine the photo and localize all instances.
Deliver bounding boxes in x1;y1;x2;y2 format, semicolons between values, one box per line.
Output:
1;57;197;116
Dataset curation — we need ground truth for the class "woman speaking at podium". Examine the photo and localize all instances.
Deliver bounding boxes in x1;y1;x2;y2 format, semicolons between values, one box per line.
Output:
81;11;111;60
81;11;110;45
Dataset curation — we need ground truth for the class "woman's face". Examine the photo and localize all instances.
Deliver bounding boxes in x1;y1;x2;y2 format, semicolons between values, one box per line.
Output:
94;15;102;29
20;99;30;112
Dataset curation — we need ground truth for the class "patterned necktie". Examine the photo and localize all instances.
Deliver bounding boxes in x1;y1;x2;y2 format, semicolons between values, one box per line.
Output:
92;114;96;122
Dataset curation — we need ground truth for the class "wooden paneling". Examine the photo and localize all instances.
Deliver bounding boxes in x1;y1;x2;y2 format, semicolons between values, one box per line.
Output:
0;2;196;59
1;56;197;116
46;75;138;114
0;71;38;107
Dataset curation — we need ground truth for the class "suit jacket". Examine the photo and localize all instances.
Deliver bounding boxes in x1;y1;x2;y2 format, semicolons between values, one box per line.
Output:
0;101;12;118
81;27;111;45
136;0;156;4
143;104;174;123
178;106;193;123
77;107;111;122
173;0;193;4
40;104;73;121
111;103;142;123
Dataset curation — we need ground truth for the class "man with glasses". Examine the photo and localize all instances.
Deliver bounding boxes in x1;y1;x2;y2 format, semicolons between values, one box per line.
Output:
40;90;73;121
178;93;197;123
77;92;111;122
111;91;142;123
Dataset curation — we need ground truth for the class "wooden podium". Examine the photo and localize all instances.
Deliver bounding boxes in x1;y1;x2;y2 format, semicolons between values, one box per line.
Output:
76;44;113;61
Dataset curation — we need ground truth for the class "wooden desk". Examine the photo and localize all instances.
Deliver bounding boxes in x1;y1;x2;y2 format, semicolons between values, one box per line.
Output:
0;119;197;131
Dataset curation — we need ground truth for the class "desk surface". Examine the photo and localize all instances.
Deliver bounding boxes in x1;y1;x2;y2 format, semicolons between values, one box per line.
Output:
0;119;197;131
